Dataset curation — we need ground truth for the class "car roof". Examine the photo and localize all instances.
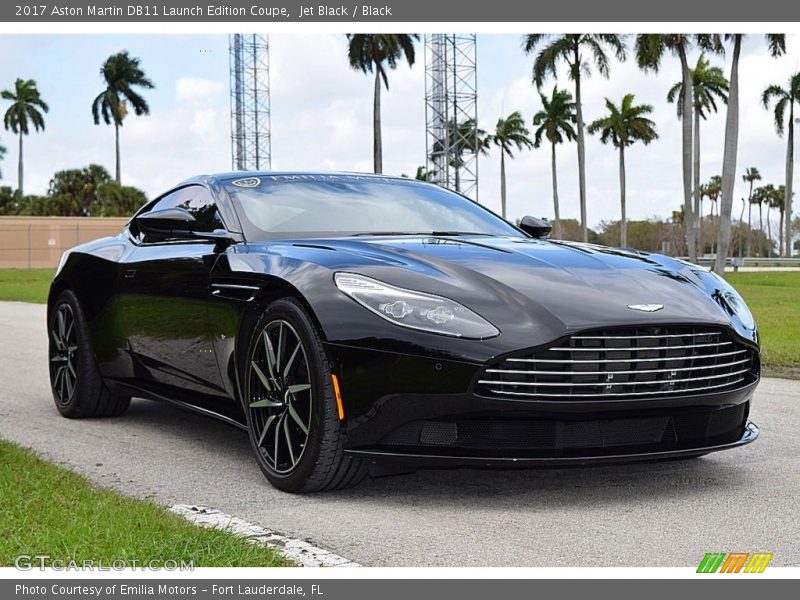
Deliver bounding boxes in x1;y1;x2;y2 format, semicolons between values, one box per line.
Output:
178;171;422;187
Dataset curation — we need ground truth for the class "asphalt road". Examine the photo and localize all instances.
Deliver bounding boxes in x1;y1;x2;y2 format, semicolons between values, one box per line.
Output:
1;300;798;567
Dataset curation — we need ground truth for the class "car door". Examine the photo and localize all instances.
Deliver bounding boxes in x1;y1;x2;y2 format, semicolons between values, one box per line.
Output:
118;185;230;406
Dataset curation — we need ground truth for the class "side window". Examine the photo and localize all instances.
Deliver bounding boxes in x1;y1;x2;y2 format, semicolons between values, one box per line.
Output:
133;185;225;243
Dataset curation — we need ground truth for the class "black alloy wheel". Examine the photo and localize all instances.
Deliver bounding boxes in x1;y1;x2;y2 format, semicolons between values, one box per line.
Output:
244;298;367;492
49;290;130;418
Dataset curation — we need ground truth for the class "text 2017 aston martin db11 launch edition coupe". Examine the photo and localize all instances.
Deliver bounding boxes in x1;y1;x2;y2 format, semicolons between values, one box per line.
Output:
48;173;761;492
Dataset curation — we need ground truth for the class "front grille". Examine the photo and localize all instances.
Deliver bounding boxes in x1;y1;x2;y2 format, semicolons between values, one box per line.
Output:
475;326;758;400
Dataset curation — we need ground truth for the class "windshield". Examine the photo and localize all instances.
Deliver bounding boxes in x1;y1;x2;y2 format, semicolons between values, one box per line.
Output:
224;175;523;240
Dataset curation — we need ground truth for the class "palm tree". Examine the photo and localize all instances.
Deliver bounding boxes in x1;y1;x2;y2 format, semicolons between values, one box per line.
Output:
774;184;788;255
700;174;722;254
714;35;785;274
751;185;770;256
92;51;154;184
346;34;419;174
587;94;658;247
743;167;762;255
490;111;533;219
636;35;697;259
758;183;780;256
667;53;729;257
532;87;577;240
1;78;48;195
430;117;489;191
635;35;723;261
762;72;800;258
523;34;627;242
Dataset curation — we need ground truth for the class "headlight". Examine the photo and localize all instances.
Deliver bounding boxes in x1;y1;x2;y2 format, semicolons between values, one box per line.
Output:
334;272;499;339
709;272;756;330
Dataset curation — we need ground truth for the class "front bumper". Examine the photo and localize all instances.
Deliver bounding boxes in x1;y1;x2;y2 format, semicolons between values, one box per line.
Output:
345;421;759;468
326;341;760;466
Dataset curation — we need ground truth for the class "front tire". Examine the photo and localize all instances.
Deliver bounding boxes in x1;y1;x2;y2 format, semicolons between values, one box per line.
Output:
243;298;366;493
49;290;130;418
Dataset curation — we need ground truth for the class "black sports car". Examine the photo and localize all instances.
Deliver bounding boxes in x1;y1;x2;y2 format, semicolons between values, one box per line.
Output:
48;172;760;492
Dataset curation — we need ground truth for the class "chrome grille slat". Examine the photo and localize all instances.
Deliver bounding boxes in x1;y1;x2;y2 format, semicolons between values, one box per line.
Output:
476;326;757;401
485;357;750;376
548;341;731;352
477;367;751;388
571;332;721;340
483;378;747;398
507;349;748;364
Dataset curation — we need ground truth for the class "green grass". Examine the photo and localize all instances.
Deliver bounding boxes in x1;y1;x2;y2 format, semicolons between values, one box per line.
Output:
1;268;797;377
0;439;292;567
0;268;53;303
725;272;800;379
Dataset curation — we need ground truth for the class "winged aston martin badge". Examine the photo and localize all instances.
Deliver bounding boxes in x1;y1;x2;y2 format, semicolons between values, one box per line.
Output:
627;304;664;312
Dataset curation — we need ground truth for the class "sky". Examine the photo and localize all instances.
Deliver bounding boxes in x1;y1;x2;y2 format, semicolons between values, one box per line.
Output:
0;33;797;229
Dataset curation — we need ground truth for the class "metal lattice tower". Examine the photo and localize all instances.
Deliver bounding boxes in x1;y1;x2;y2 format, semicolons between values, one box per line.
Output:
424;34;479;200
229;34;271;171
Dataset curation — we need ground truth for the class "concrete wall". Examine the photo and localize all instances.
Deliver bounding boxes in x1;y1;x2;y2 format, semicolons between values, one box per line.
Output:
0;216;129;269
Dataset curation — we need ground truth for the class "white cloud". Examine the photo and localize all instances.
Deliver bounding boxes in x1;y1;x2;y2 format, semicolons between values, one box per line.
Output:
175;76;226;103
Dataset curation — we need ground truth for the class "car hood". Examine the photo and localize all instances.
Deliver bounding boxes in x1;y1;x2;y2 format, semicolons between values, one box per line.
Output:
236;234;757;356
306;235;734;332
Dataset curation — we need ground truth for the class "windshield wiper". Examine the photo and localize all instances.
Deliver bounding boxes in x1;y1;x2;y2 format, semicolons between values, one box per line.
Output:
428;231;492;237
351;231;492;237
351;231;422;236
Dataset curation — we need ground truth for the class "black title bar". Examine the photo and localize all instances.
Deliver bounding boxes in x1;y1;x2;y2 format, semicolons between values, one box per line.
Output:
3;0;800;22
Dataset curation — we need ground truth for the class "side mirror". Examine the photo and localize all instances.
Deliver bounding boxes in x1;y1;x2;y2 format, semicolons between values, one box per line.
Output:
132;207;237;247
133;207;196;237
519;215;552;239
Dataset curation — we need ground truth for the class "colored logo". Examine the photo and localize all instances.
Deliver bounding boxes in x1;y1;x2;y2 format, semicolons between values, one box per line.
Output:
697;552;773;573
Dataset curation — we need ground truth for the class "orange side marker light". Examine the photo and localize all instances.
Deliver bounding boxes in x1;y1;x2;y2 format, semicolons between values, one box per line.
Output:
331;374;345;421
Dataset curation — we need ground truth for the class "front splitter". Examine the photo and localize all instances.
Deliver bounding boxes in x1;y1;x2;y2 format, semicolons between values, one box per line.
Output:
345;421;759;469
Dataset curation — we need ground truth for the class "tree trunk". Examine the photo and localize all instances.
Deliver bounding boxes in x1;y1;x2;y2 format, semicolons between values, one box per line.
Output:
500;150;507;219
679;43;696;261
759;203;764;256
766;205;772;256
779;209;785;256
114;121;121;184
373;69;383;174
738;198;746;258
715;35;741;274
551;142;562;239
619;144;627;247
699;198;704;254
574;44;588;242
785;105;794;257
747;179;754;256
711;201;716;255
693;105;702;257
17;130;23;196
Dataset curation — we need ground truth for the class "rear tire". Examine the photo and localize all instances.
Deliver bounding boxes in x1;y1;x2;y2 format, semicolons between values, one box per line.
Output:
243;297;366;493
49;290;130;418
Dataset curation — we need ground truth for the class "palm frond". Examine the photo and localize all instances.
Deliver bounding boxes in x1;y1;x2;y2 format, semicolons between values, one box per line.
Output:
765;34;786;58
531;36;574;87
